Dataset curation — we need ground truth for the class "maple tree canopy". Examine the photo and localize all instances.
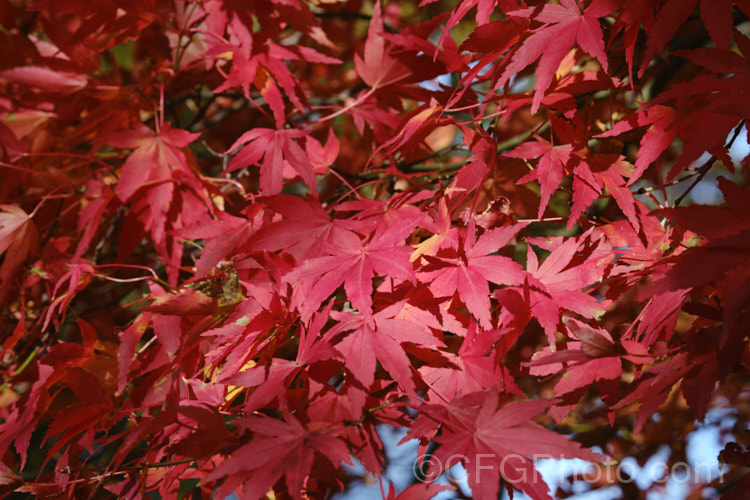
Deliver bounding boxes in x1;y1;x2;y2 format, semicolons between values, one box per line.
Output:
1;0;750;498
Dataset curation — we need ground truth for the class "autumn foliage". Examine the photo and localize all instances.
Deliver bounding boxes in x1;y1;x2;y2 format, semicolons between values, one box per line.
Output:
2;0;750;498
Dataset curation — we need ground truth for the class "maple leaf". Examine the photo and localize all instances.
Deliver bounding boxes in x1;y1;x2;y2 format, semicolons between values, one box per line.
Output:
639;0;750;76
104;121;206;263
423;391;607;500
117;313;152;394
0;66;87;94
205;409;352;500
499;0;611;113
287;225;416;321
597;104;677;184
43;261;95;330
599;201;671;272
144;287;219;317
0;364;54;469
72;178;114;261
518;231;611;340
0;204;38;303
0;461;23;497
0;121;27;162
419;320;522;402
590;154;640;231
9;0;750;497
385;12;468;76
505;137;574;219
166;401;230;458
305;127;339;175
385;482;451;500
610;0;654;82
673;31;750;89
212;45;340;128
106;122;200;203
411;197;458;262
368;99;450;168
612;352;696;433
527;317;651;421
248;195;357;259
649;179;750;336
649;180;750;289
354;1;409;90
599;96;740;183
225;128;318;196
502;118;636;230
431;0;509;59
418;221;527;329
324;309;443;395
173;207;259;279
223;304;343;412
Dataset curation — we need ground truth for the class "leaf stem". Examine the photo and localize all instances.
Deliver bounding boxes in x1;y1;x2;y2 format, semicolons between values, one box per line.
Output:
0;346;40;393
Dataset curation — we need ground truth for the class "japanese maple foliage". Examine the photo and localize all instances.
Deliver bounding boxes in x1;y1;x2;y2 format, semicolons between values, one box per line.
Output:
2;0;750;499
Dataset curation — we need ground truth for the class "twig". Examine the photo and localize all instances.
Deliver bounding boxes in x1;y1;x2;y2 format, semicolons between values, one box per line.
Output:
674;119;745;206
313;11;399;34
60;458;198;475
634;167;700;195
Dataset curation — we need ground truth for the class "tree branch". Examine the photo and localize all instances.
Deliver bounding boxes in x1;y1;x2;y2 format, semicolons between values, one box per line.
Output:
674;119;745;206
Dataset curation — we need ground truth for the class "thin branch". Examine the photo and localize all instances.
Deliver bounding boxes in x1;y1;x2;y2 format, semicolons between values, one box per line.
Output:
60;458;198;475
313;11;399;34
674;119;745;206
634;166;701;195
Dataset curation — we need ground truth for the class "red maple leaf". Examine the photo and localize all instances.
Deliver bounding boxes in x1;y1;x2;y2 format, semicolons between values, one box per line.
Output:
590;154;640;231
105;122;201;204
612;352;695;433
0;204;38;303
598;94;739;183
0;66;87;94
166;401;230;458
386;482;452;500
418;221;527;329
499;0;611;113
527;317;651;421
223;303;343;412
649;178;750;294
173;207;260;279
324;309;443;395
248;195;357;259
518;231;611;340
422;391;607;500
354;1;409;90
649;179;750;338
431;0;518;57
103;121;208;279
639;0;750;76
505;137;574;219
305;127;340;175
225;128;318;196
419;320;522;401
598;200;671;274
598;104;679;184
368;99;450;168
287;225;416;320
204;409;352;500
410;197;459;262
